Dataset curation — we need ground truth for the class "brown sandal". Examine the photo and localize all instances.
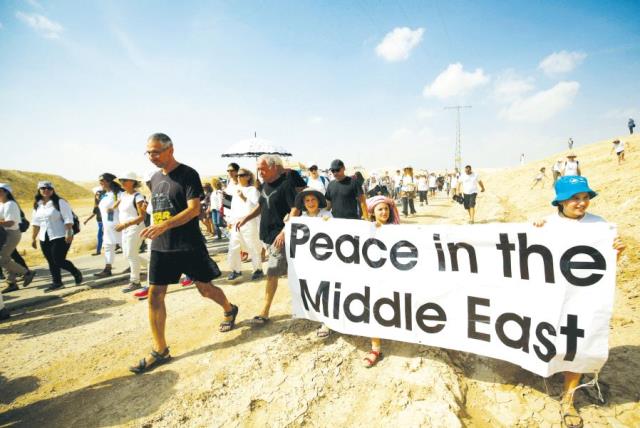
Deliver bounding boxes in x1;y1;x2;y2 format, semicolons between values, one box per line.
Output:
219;304;238;332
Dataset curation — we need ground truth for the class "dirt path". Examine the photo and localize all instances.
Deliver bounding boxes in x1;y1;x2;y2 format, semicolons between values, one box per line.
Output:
1;191;638;427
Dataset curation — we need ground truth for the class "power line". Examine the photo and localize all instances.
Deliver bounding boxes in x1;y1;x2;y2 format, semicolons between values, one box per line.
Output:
444;105;471;171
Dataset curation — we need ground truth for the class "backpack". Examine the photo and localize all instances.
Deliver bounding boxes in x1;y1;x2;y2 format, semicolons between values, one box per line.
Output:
18;209;30;233
72;212;81;234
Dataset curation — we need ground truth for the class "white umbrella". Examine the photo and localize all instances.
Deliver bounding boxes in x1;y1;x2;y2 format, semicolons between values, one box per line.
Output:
221;136;292;158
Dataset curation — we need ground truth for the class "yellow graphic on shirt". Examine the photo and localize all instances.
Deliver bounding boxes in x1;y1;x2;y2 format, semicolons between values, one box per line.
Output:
153;211;173;224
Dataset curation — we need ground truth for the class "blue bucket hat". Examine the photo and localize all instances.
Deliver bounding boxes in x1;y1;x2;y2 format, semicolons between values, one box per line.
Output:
551;176;597;206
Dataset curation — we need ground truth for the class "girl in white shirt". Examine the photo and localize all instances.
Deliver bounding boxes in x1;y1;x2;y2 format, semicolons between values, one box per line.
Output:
533;176;624;428
226;169;262;282
0;184;35;294
31;181;82;292
115;173;148;292
209;178;225;239
562;153;581;176
95;173;124;278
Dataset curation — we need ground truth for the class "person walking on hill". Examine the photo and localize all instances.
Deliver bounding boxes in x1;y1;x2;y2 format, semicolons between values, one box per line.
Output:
552;159;564;184
115;173;148;292
235;154;305;325
226;168;263;283
629;118;635;135
31;181;82;292
568;138;574;150
130;133;238;374
0;184;36;294
610;139;626;164
428;172;437;198
83;187;105;256
530;167;547;189
457;165;485;224
532;176;625;428
325;159;368;220
562;153;581;176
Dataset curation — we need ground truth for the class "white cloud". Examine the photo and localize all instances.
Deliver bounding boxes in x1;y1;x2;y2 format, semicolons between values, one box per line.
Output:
538;50;586;75
500;81;580;122
15;11;63;39
26;0;44;9
423;63;490;99
493;70;534;102
416;108;435;120
308;116;325;124
375;27;424;62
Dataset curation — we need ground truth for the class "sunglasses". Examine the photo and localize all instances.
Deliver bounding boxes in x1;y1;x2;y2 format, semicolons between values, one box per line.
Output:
238;173;249;177
330;168;340;172
40;187;53;191
227;169;237;173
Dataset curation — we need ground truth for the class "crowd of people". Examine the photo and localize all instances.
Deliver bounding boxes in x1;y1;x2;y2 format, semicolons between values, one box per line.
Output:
0;131;629;428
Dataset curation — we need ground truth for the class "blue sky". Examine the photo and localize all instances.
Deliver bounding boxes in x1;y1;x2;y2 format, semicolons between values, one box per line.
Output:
1;0;639;180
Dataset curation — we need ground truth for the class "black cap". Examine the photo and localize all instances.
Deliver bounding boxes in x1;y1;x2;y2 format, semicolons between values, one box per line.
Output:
330;159;345;171
99;173;116;182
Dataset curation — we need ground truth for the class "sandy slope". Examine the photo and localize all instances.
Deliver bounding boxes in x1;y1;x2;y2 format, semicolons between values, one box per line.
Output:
1;135;639;427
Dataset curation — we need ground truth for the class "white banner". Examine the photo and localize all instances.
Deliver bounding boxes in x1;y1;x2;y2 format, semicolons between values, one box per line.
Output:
285;217;617;377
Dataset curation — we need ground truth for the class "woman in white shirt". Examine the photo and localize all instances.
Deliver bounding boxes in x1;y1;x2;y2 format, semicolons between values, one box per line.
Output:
114;173;147;292
533;176;625;428
562;153;581;176
95;173;124;278
400;167;417;217
226;169;262;282
0;184;36;294
31;181;82;292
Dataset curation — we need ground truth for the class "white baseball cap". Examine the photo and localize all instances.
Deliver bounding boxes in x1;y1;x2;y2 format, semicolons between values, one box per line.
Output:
119;172;140;182
0;183;12;194
37;181;54;189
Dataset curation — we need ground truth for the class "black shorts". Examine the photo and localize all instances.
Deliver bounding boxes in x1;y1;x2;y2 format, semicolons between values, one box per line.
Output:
149;247;221;286
616;150;624;157
463;193;477;209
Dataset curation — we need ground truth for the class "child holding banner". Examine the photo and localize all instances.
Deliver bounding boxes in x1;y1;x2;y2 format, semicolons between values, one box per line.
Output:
362;195;401;368
533;175;625;428
294;188;332;337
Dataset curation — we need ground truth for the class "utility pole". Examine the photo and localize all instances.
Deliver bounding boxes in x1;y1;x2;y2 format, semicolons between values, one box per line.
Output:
444;105;471;171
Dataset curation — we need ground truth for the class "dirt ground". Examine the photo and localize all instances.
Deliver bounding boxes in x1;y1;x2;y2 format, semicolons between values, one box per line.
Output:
1;137;639;427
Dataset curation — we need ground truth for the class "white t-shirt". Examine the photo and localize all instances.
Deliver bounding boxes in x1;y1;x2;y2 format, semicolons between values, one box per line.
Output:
400;175;415;192
393;174;402;187
228;186;260;222
544;212;605;225
563;160;580;176
307;176;329;194
31;199;74;241
0;200;21;231
553;161;564;172
302;209;332;219
118;192;145;223
613;140;625;153
417;177;428;191
460;172;481;194
209;190;223;211
450;175;459;190
428;175;437;188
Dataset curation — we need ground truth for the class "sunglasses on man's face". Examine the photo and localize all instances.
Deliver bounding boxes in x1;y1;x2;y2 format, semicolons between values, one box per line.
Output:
330;168;340;173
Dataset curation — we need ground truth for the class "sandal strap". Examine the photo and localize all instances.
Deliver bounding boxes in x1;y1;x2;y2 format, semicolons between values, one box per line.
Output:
224;304;238;317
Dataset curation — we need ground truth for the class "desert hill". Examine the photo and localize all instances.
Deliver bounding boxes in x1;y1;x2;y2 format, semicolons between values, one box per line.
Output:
0;169;92;202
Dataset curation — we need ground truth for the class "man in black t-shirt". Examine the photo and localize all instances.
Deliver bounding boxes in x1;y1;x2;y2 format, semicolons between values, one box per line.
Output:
129;133;238;374
236;155;305;325
325;159;368;220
